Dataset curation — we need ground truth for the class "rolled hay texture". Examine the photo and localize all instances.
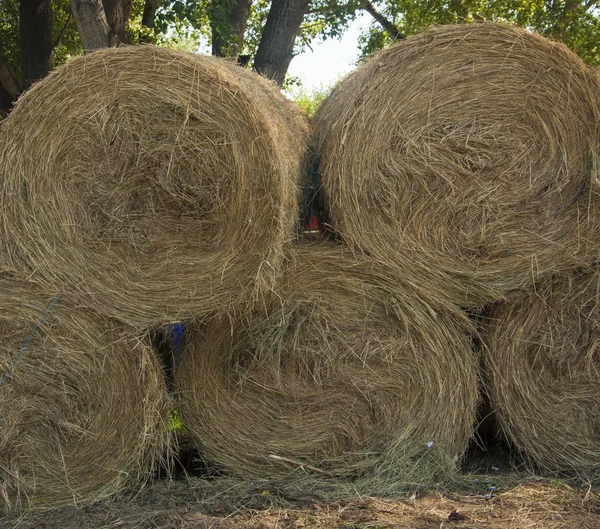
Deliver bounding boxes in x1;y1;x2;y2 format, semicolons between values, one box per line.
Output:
314;23;600;307
0;45;308;328
0;270;171;511
176;243;478;493
483;269;600;479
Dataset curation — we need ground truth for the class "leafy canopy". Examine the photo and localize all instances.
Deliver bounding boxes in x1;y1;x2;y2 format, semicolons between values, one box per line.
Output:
359;1;600;65
1;0;600;86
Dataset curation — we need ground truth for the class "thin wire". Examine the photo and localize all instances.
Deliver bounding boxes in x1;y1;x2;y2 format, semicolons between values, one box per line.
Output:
0;294;62;387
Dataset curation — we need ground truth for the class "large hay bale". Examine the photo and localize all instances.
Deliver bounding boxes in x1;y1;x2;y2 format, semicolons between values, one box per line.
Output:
0;270;171;511
314;23;600;307
176;243;478;493
0;45;308;328
483;269;600;478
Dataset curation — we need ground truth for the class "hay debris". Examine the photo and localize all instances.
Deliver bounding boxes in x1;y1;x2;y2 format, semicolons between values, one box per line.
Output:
0;45;308;328
314;23;600;307
0;269;171;511
482;269;600;479
176;242;478;494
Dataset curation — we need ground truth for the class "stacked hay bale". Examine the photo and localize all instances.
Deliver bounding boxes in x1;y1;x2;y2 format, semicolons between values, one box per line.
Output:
0;45;308;328
482;270;600;479
313;23;600;478
5;20;598;505
313;23;600;308
0;269;170;511
0;45;309;510
176;243;479;493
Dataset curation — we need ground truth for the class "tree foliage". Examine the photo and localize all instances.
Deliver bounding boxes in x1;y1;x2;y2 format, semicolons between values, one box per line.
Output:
1;0;80;84
0;0;22;80
292;81;333;115
1;0;600;96
358;1;600;65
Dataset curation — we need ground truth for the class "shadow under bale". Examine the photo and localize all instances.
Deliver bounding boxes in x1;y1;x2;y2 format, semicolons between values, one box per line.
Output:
314;23;600;308
0;45;308;328
0;270;171;511
176;243;478;495
482;269;600;480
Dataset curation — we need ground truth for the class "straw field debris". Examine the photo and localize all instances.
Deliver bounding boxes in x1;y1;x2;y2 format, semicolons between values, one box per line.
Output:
0;45;308;328
313;23;600;308
482;269;600;479
176;242;479;495
0;269;171;512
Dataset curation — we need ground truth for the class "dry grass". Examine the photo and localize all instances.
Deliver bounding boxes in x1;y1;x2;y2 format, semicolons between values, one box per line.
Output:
0;45;308;328
482;268;600;479
0;268;171;512
314;23;600;308
175;242;479;495
2;474;598;528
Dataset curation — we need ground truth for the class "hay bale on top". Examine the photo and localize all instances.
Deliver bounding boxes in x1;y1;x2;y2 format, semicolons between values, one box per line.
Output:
176;243;478;493
0;45;308;328
483;269;600;478
314;23;600;307
0;270;170;511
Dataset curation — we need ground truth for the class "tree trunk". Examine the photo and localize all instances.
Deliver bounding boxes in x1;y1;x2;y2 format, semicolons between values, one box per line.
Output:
102;0;131;45
70;0;111;51
210;0;253;58
142;0;162;29
253;0;309;85
0;55;21;117
20;0;54;89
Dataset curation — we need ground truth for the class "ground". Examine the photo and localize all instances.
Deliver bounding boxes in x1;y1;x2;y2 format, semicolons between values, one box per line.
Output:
2;472;598;529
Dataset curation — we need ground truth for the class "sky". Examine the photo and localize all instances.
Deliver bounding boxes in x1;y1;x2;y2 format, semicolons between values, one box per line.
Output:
287;12;372;93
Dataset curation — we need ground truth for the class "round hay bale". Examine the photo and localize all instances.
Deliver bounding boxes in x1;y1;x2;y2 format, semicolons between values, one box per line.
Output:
0;45;308;328
483;269;600;478
314;23;600;307
176;243;478;493
0;270;171;511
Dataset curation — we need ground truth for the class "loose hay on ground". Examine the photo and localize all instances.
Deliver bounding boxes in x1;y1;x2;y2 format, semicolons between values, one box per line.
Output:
0;45;308;328
0;269;171;511
482;269;600;479
314;23;600;307
176;242;479;495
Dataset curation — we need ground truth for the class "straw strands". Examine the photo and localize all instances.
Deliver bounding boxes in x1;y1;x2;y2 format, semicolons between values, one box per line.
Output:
176;243;478;493
483;269;600;479
0;45;308;328
0;270;171;511
314;23;600;307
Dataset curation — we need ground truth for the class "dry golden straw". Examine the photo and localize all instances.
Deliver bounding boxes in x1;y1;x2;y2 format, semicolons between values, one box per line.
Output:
0;45;308;328
0;269;171;511
483;269;600;479
176;243;478;493
314;23;600;307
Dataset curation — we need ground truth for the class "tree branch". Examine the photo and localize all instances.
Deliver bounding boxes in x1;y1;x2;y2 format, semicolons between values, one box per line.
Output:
553;0;582;38
361;1;404;40
53;12;73;49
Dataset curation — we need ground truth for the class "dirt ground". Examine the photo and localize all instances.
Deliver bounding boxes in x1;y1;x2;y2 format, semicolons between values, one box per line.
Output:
2;472;598;529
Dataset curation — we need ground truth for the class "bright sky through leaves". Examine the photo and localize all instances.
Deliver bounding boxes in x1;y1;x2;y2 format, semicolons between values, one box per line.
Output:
288;12;371;91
